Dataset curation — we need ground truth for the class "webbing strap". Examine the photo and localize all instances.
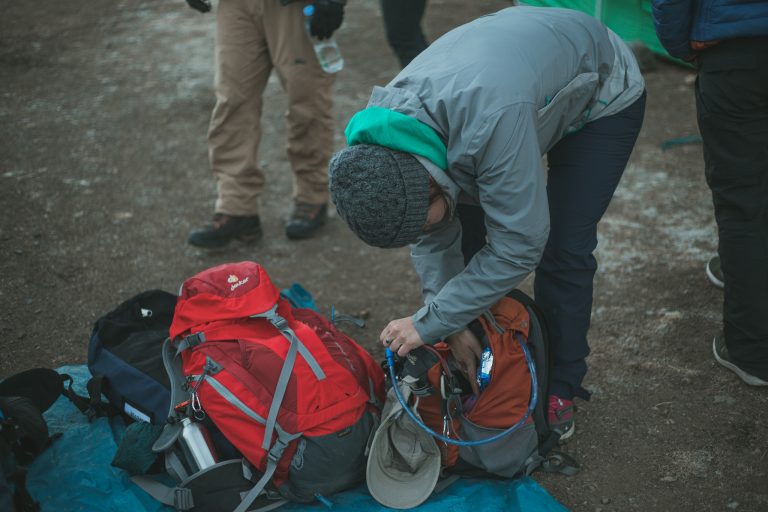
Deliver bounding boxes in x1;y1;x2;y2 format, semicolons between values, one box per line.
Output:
175;332;206;356
244;499;289;512
251;305;326;381
250;306;323;450
204;375;267;423
233;436;293;512
65;374;118;420
261;337;298;450
368;377;382;408
165;450;190;482
131;476;194;510
203;376;297;445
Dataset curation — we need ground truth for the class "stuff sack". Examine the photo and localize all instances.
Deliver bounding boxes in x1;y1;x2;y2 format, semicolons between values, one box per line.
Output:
367;290;577;508
137;261;385;512
87;289;177;424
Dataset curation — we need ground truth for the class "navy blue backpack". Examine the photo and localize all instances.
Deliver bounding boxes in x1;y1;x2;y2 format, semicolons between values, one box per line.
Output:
86;290;177;424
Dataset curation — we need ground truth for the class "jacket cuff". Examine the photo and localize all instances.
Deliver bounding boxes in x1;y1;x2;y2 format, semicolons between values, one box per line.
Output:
412;303;449;344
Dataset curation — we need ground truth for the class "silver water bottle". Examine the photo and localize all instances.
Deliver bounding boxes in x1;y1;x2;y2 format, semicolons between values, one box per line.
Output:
178;417;219;472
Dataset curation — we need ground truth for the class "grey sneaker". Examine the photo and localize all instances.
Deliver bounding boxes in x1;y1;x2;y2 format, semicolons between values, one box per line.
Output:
706;256;724;289
712;334;768;386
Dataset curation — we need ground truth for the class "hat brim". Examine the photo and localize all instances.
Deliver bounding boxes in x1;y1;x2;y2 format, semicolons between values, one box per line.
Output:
366;385;441;509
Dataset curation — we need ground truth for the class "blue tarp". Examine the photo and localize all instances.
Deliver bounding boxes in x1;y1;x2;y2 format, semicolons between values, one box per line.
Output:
26;365;569;512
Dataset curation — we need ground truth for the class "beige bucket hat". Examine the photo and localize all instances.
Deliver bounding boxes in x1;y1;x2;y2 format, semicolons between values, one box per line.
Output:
366;383;442;509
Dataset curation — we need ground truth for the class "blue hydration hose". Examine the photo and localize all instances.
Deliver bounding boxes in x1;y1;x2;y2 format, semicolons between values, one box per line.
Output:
385;333;538;447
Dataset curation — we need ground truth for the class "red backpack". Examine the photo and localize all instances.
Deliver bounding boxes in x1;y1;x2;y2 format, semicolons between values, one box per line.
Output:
144;261;384;511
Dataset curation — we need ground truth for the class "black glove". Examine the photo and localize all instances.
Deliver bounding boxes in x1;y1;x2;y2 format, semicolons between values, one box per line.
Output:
186;0;211;13
309;0;344;40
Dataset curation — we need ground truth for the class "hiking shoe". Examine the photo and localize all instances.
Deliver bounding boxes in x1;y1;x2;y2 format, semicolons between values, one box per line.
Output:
285;202;327;239
187;213;262;249
712;334;768;386
548;395;575;441
706;256;724;289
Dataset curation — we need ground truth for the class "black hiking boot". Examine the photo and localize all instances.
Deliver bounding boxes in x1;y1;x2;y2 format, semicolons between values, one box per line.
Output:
285;202;327;239
187;213;262;249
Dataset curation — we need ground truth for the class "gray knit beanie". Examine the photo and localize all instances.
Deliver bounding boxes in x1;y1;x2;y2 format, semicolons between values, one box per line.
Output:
329;144;430;248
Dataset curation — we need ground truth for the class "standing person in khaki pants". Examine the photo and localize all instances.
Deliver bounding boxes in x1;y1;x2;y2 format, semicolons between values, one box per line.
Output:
186;0;344;248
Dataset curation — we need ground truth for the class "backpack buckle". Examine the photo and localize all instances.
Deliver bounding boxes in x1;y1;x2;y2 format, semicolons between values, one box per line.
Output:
184;333;206;349
267;438;289;464
268;315;288;331
173;487;195;510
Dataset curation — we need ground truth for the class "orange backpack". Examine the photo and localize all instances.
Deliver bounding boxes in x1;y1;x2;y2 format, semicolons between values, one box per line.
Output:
393;290;575;477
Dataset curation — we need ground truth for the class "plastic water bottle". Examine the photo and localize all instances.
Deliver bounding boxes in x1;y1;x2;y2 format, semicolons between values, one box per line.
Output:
476;347;493;391
303;4;344;74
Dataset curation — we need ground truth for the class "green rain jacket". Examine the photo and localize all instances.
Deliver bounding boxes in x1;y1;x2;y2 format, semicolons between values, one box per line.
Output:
349;6;645;344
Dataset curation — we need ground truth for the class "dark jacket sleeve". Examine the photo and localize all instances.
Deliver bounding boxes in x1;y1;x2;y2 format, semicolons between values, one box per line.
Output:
651;0;695;59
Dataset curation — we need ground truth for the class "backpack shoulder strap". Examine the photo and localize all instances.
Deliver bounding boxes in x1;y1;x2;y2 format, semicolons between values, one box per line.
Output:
161;337;191;419
505;290;554;448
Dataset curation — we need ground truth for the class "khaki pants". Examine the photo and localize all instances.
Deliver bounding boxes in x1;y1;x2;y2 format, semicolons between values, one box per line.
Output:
209;0;335;216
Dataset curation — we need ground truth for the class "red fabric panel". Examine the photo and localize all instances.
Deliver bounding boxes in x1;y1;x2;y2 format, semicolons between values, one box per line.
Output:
292;309;385;406
467;298;532;428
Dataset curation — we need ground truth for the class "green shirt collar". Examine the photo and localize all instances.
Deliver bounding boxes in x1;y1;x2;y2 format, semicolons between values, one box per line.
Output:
344;106;448;170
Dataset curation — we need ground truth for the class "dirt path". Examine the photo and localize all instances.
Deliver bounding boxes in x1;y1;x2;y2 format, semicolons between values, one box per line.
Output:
1;1;766;510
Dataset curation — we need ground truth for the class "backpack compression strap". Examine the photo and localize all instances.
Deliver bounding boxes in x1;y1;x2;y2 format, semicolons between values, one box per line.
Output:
190;375;302;512
248;304;325;450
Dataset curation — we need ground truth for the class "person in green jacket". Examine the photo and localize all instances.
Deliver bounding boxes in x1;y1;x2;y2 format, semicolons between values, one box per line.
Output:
329;6;645;440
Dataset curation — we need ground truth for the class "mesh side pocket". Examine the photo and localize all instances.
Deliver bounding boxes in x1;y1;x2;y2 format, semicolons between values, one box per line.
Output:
458;417;538;478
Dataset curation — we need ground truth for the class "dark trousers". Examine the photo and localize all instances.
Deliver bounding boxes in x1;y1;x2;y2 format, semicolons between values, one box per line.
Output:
459;93;646;400
696;38;768;380
380;0;428;68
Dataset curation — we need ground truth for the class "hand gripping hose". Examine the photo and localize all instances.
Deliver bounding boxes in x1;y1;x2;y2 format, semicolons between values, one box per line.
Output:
385;332;538;447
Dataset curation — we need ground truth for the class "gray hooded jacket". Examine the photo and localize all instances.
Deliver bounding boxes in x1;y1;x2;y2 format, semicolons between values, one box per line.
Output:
366;6;645;343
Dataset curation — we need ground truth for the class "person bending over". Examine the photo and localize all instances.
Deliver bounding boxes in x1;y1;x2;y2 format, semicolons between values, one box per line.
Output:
329;6;646;440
